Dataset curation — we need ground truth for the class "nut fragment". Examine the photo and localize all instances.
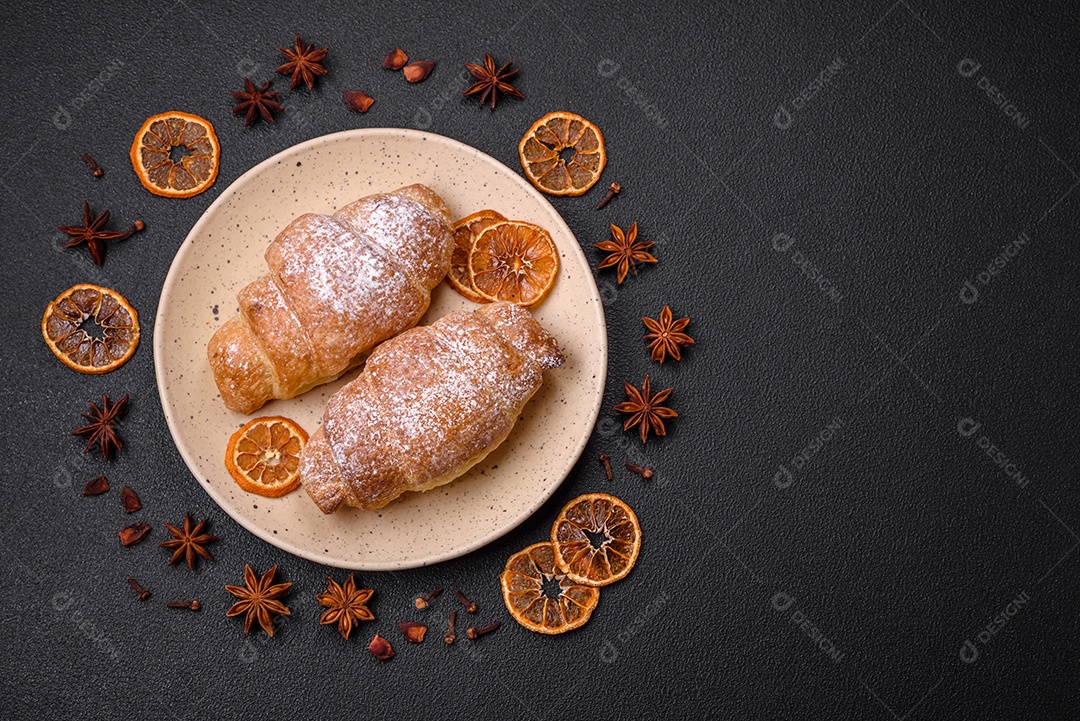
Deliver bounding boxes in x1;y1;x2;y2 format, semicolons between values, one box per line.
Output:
82;476;110;496
382;48;409;70
368;633;395;660
343;91;375;113
120;485;141;513
119;522;151;546
399;621;427;643
403;60;434;83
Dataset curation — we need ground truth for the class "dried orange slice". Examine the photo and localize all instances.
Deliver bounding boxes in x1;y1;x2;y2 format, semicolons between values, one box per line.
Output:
501;542;600;634
225;416;308;498
41;284;139;374
130;111;220;198
468;220;559;306
519;111;606;196
551;493;641;587
449;209;506;302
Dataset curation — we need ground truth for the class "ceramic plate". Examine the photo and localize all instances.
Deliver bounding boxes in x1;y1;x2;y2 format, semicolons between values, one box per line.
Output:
154;129;607;570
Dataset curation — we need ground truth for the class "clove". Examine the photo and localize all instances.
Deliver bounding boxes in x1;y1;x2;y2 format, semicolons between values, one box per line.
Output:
82;153;104;178
625;462;654;479
126;577;151;601
466;621;500;640
455;589;477;614
444;610;457;644
165;600;200;611
414;587;443;610
599;453;613;481
595;182;621;210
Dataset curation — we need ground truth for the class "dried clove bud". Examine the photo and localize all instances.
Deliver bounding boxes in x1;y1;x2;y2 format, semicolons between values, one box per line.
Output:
343;90;375;113
127;577;151;600
166;600;200;611
120;485;141;513
82;476;110;496
403;60;435;83
414;587;443;609
625;462;654;479
82;153;104;178
466;621;500;640
599;453;613;481
369;633;395;660
382;48;409;70
455;589;477;613
119;522;151;546
595;182;621;210
399;621;427;643
444;610;457;644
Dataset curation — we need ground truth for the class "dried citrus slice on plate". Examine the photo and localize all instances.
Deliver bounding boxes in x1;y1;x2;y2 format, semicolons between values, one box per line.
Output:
519;111;606;196
41;284;139;374
130;111;220;198
501;542;600;634
468;220;559;306
225;416;308;498
449;209;506;302
551;493;641;587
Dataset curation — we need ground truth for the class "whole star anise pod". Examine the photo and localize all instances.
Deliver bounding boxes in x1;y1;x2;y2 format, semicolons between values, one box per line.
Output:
275;34;328;90
316;574;374;640
58;201;140;266
643;306;694;363
225;564;291;636
595;222;657;284
614;376;677;444
463;53;524;110
159;514;218;570
231;79;284;127
72;394;128;459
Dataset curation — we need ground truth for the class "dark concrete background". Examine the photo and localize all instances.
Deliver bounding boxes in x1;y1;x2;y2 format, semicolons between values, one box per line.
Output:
2;0;1078;718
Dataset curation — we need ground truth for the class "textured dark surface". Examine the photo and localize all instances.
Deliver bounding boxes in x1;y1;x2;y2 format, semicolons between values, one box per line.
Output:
2;1;1078;719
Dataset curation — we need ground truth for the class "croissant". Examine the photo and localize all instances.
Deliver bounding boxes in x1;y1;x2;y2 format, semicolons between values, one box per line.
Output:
207;184;454;414
300;302;565;513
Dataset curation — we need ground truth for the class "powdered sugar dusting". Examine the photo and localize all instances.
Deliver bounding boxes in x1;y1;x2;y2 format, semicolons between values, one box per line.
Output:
310;303;556;510
209;185;453;411
334;192;452;290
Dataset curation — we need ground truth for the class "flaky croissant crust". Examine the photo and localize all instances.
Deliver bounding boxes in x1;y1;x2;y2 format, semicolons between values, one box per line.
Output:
300;302;564;513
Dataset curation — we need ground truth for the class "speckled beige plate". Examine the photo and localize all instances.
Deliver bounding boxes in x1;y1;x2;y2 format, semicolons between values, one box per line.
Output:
154;128;607;570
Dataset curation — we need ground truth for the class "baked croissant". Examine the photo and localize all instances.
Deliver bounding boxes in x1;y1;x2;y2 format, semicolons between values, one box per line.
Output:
300;302;565;513
207;184;454;414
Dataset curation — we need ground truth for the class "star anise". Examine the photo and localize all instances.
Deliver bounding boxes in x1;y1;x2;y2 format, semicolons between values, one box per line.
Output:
58;201;139;266
225;564;292;636
276;34;328;90
316;574;374;640
595;222;658;284
643;306;694;363
159;514;218;570
463;53;524;110
614;376;677;444
231;79;284;127
72;394;128;459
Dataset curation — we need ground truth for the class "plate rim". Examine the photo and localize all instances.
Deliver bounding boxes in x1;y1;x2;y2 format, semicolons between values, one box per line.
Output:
153;127;608;570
